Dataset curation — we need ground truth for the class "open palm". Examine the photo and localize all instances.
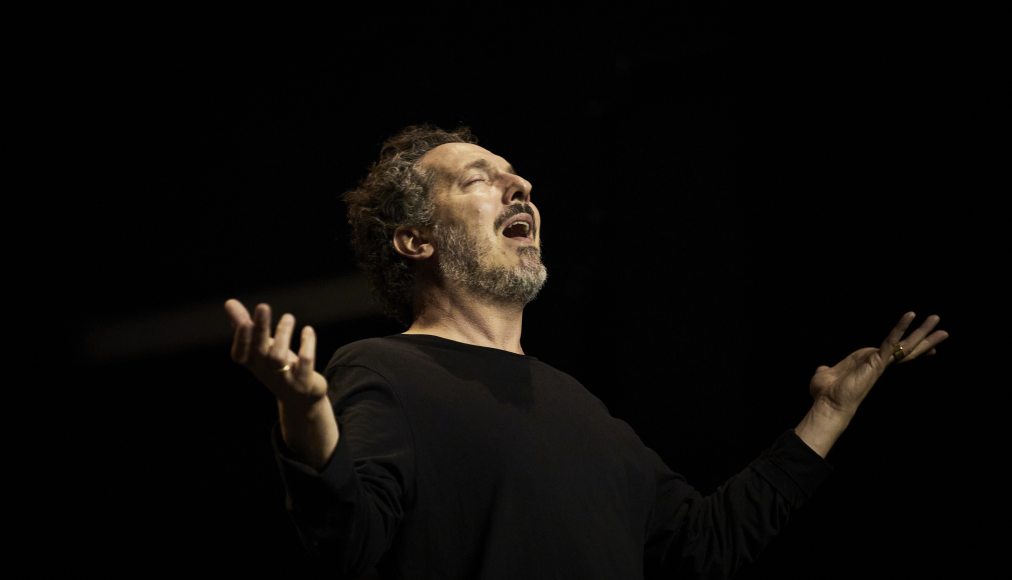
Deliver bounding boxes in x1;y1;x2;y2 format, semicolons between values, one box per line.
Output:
810;312;949;415
224;299;329;405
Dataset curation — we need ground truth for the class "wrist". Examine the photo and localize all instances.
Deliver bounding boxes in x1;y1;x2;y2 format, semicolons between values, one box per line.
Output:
277;393;330;416
794;399;854;459
810;396;857;426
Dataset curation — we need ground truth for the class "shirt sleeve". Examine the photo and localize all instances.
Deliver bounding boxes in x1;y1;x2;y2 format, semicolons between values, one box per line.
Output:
270;364;416;577
643;429;832;580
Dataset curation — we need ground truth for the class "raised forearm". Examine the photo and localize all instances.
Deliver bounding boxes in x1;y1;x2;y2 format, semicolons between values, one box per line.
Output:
277;396;340;471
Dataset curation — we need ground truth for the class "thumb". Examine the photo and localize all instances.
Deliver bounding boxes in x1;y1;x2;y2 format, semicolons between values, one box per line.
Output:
816;365;830;373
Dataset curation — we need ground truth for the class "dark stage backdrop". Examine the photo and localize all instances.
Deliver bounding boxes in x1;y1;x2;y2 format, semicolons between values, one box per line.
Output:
65;4;1002;578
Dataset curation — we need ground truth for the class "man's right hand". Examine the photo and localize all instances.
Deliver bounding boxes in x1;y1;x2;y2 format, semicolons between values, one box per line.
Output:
223;299;329;407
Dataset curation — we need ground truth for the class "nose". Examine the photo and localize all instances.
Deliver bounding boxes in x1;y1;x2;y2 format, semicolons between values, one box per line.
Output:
502;174;533;205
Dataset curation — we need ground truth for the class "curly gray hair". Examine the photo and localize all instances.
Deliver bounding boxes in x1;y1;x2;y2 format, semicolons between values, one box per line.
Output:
343;124;477;325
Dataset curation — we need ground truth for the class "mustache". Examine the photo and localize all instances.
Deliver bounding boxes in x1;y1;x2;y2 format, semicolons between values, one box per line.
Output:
494;203;536;231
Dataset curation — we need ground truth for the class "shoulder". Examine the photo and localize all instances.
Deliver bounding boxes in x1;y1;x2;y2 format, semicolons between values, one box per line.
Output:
316;338;413;408
323;336;402;377
323;335;447;382
532;362;585;387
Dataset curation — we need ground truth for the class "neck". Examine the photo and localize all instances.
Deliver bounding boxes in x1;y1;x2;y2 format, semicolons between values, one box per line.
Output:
403;284;527;355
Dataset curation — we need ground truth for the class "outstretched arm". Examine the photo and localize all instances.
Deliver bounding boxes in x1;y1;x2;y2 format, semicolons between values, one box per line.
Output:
224;298;338;470
646;312;950;579
224;299;411;576
795;311;950;457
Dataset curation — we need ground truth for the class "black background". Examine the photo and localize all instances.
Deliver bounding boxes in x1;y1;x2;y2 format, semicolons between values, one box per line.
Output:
62;3;1004;577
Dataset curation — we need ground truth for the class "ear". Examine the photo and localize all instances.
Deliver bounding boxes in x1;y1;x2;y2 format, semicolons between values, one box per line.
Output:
393;226;435;261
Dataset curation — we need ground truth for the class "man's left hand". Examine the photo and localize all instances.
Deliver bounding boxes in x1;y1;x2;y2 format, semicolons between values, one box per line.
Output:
809;311;950;418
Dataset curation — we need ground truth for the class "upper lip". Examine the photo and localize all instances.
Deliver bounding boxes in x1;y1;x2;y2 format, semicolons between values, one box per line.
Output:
500;213;535;237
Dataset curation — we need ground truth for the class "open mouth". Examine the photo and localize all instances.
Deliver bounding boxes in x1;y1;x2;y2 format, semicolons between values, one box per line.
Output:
501;215;535;241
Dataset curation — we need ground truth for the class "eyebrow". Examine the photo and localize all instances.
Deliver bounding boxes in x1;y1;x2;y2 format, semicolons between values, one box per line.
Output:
459;158;517;178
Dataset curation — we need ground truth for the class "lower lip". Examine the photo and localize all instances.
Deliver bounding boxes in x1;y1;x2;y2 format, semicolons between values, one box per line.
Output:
504;235;535;244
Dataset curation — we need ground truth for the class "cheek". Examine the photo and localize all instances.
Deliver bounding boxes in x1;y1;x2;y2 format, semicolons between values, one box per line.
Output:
474;207;499;230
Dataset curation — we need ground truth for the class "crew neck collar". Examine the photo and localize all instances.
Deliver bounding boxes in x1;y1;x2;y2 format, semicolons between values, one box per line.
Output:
387;333;538;360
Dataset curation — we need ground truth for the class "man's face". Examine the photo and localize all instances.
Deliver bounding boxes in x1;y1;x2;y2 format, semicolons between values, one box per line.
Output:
417;142;547;304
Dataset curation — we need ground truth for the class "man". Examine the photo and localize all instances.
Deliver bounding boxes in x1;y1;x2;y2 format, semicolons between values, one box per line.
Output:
223;125;949;579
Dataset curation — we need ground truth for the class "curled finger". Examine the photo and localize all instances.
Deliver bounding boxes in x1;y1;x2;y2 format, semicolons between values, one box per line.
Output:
297;325;316;384
231;321;252;364
252;303;273;356
271;313;296;363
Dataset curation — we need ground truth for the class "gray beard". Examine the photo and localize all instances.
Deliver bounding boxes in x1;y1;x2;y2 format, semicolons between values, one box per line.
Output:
432;222;547;305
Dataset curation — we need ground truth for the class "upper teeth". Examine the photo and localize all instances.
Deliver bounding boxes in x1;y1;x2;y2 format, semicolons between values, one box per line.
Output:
504;221;531;237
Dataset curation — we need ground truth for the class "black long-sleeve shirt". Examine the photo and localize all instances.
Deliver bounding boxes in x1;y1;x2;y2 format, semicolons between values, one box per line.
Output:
271;333;832;579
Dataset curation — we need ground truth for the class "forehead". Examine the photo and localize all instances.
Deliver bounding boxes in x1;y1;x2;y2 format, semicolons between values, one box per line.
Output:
418;142;512;176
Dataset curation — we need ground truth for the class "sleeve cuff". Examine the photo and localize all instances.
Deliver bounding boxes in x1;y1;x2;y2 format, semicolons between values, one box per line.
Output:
749;429;834;506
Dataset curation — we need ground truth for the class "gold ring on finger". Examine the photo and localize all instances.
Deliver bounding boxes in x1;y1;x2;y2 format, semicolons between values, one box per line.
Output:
892;342;906;362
